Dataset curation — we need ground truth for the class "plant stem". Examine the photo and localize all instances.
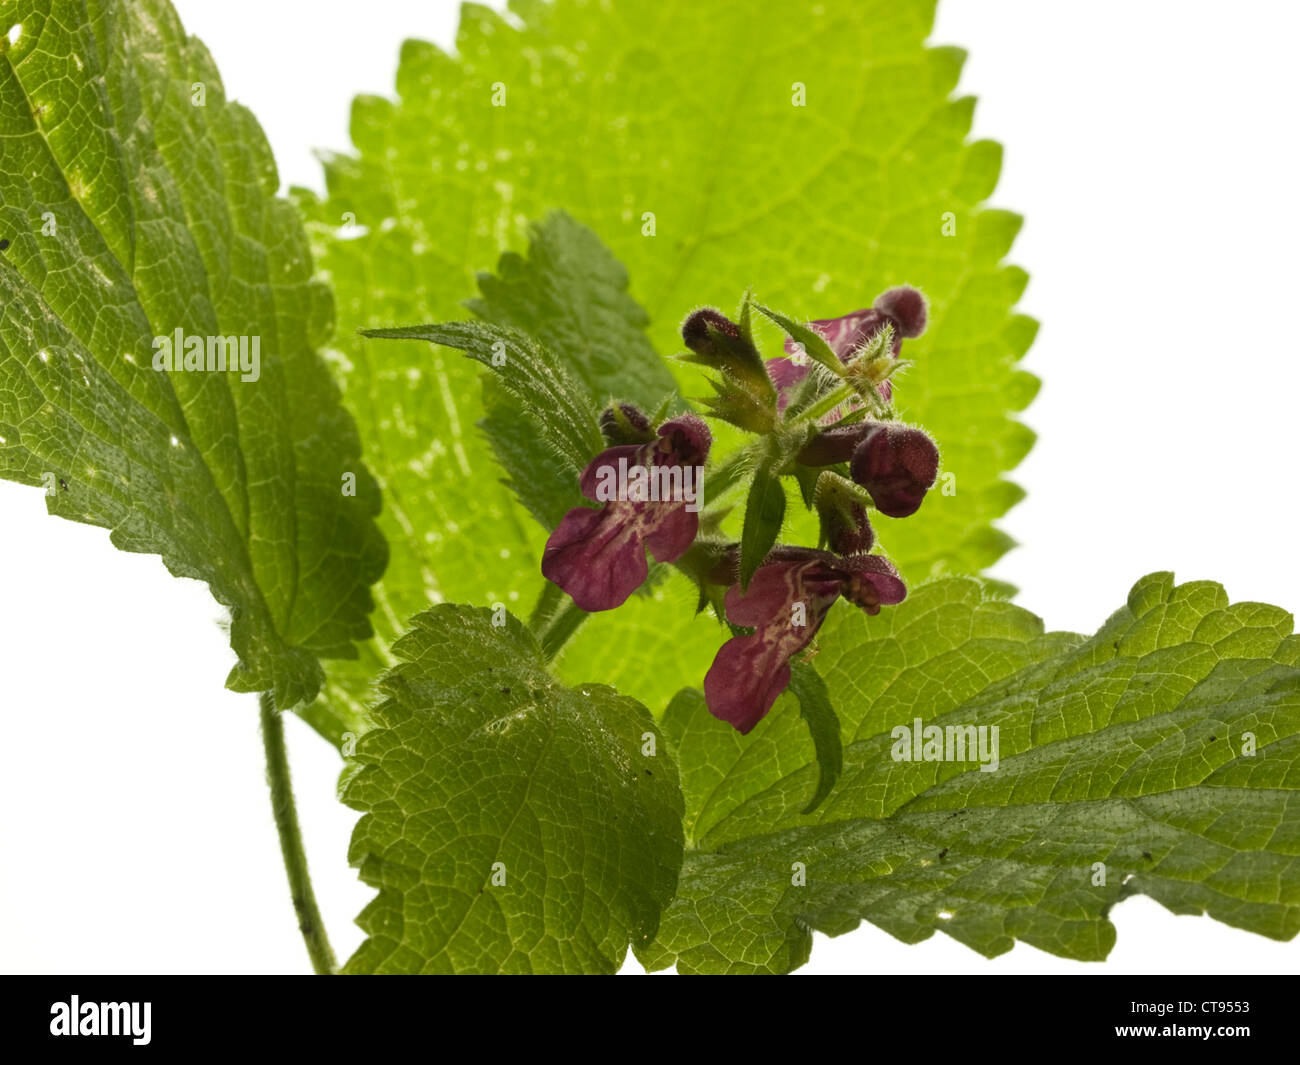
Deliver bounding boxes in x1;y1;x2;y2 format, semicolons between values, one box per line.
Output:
527;578;566;633
528;579;590;661
259;692;337;975
704;447;754;501
539;597;589;661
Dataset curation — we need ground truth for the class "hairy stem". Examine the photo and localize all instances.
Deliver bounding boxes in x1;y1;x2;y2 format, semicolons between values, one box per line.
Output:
528;578;590;661
540;598;589;661
528;578;566;633
259;692;337;975
704;447;756;501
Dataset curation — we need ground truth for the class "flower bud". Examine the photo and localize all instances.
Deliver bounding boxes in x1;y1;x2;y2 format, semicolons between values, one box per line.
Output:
814;471;875;555
872;286;928;338
681;308;742;357
849;424;939;518
680;308;777;407
599;403;655;445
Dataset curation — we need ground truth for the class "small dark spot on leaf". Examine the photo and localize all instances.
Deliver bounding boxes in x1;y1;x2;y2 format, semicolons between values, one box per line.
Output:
938;847;948;861
0;238;10;251
500;687;511;695
644;769;652;777
1112;640;1120;650
58;478;67;490
1208;735;1216;742
1142;851;1152;861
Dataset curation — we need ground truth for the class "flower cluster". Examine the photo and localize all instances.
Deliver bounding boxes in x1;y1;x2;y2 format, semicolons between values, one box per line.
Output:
540;287;940;733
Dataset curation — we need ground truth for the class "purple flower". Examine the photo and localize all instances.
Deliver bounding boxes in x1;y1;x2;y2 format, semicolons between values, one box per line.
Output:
542;414;711;611
703;548;906;733
767;286;928;411
799;421;939;519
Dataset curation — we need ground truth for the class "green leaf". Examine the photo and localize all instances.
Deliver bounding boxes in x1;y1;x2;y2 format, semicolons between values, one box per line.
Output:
341;604;684;974
0;0;385;718
467;211;679;411
362;321;603;489
739;462;786;589
479;375;578;531
642;574;1300;973
788;662;843;814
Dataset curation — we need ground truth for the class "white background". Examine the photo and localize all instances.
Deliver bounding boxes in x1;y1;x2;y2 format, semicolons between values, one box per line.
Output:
2;0;1298;975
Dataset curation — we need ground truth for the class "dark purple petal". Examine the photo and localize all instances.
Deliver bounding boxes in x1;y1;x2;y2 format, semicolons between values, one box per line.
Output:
783;308;875;361
643;505;699;563
656;413;712;467
722;562;803;627
764;356;806;392
724;555;843;627
704;555;843;732
838;554;907;615
849;424;940;518
703;635;793;734
541;505;651;611
764;544;839;567
771;306;904;414
773;310;874;416
545;413;711;609
788;307;902;361
766;355;827;416
577;444;645;502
